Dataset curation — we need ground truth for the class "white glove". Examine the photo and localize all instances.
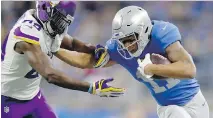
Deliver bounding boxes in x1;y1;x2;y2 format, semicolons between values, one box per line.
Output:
51;28;68;53
137;53;154;79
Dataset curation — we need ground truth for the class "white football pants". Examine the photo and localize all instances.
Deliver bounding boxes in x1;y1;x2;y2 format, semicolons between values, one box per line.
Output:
157;90;209;118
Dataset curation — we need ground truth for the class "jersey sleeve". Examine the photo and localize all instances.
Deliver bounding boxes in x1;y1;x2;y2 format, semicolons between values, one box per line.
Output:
13;24;40;45
158;22;181;50
105;39;118;61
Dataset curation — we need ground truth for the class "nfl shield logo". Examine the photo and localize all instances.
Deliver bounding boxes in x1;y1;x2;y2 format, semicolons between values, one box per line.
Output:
4;106;9;113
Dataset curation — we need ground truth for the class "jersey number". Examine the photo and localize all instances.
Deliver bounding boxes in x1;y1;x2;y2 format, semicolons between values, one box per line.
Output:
17;14;42;31
22;20;42;31
25;68;39;79
136;71;180;93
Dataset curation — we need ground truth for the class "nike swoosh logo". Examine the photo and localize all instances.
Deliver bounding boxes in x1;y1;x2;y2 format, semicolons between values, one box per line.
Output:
162;25;167;30
202;102;206;106
38;93;42;99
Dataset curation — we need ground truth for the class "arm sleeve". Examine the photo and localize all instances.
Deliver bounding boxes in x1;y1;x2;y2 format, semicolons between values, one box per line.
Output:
106;39;117;61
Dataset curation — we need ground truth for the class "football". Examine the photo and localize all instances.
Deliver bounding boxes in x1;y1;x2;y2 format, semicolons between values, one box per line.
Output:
150;53;171;65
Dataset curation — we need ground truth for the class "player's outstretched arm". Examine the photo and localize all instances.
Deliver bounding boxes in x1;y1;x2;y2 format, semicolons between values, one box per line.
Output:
53;35;116;69
15;41;90;92
55;48;116;69
145;41;196;79
61;35;96;54
15;41;124;97
55;48;95;69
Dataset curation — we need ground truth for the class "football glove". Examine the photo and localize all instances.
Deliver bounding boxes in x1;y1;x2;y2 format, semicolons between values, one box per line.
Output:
93;44;110;68
51;27;68;53
137;53;154;79
88;78;125;97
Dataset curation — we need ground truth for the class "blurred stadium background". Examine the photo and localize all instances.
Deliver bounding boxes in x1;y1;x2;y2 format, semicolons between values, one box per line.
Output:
1;1;213;118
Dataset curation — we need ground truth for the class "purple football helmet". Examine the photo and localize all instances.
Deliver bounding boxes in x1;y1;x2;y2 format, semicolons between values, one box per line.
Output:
36;1;76;37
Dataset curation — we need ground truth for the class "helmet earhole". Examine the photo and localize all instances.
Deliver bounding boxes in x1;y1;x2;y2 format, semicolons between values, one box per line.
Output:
145;27;148;33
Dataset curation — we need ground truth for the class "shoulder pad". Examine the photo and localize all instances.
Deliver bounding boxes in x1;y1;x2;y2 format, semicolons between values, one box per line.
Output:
13;20;42;45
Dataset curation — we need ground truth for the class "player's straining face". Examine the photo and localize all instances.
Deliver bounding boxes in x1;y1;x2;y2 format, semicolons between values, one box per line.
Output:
120;34;138;53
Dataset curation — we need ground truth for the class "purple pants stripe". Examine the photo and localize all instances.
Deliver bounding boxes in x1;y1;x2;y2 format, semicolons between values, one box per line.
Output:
1;34;9;62
1;91;57;118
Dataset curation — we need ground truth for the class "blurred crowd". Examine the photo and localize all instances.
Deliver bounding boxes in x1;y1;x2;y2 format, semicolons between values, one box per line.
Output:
1;1;213;118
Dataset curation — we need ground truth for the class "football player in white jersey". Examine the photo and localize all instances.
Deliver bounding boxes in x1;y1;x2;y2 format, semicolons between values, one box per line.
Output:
50;6;210;118
1;1;125;118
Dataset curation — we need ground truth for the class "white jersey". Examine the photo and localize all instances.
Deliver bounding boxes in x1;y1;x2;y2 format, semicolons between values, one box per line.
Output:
1;9;54;100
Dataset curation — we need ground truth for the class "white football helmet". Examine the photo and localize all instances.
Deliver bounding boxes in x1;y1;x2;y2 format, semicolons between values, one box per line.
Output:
112;6;153;59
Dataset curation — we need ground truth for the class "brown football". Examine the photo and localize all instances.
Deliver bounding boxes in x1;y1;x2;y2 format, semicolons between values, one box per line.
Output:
150;53;171;65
